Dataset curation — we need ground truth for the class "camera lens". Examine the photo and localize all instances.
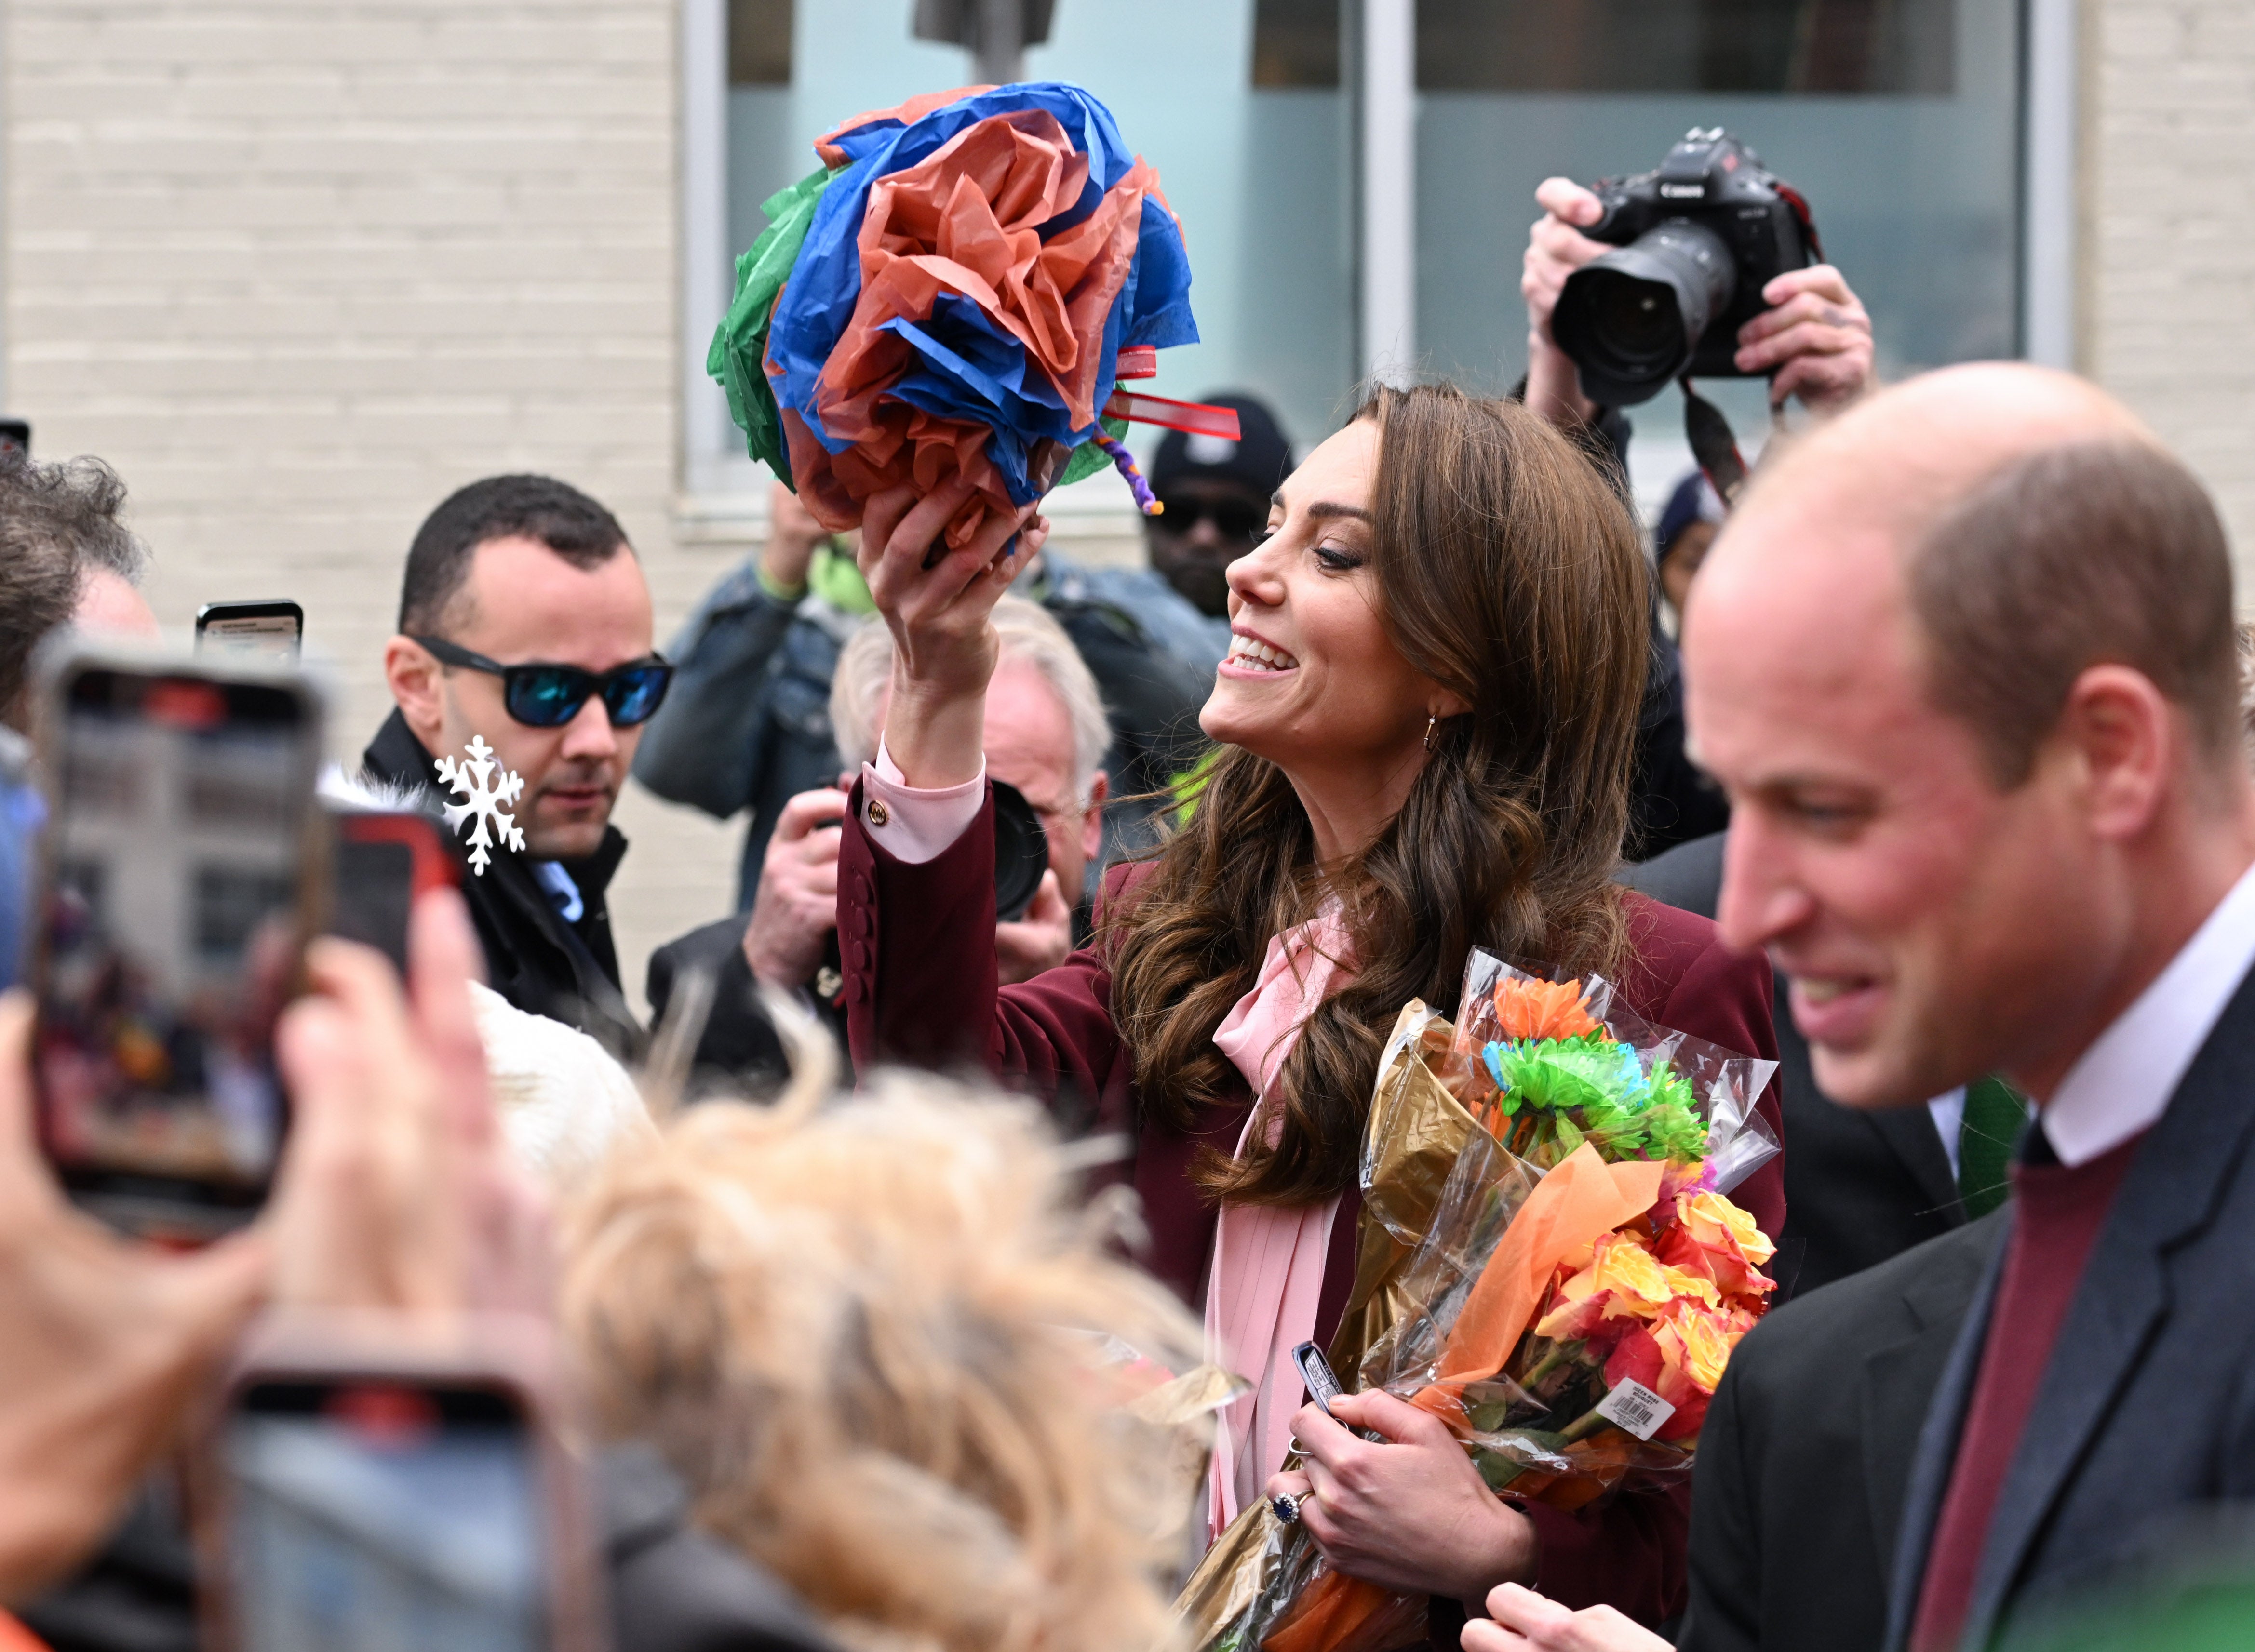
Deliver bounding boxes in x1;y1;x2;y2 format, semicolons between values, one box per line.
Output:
1553;219;1736;407
991;778;1050;923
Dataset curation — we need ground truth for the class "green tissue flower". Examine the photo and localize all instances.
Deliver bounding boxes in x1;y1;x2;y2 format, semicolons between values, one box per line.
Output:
1483;1036;1709;1165
708;164;836;482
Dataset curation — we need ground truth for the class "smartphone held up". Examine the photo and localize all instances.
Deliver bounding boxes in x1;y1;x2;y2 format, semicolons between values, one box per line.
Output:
29;646;326;1241
200;1320;606;1652
196;599;305;665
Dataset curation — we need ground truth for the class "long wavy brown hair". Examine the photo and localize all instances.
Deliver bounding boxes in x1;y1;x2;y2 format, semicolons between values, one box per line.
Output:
1107;382;1650;1208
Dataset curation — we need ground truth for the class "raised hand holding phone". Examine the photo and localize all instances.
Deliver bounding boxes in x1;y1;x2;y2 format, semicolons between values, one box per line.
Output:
0;990;268;1604
32;652;325;1240
209;890;586;1650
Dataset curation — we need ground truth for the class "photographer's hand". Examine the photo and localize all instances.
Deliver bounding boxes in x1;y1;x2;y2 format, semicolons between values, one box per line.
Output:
1522;178;1608;429
0;993;268;1604
994;869;1074;985
743;786;849;990
858;481;1047;791
1736;265;1875;415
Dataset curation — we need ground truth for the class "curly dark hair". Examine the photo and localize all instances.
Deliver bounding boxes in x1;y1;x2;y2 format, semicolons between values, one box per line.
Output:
0;452;148;727
1106;384;1649;1208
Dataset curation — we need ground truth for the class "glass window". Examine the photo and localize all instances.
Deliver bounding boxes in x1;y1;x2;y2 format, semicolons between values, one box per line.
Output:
719;0;1355;480
1412;0;2025;505
711;0;2025;506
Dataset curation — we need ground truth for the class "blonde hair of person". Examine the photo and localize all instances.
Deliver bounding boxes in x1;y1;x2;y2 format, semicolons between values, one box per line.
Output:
560;1020;1202;1652
830;594;1112;807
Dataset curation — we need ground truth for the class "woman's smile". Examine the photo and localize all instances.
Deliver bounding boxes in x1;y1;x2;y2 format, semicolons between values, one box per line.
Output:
1221;629;1301;675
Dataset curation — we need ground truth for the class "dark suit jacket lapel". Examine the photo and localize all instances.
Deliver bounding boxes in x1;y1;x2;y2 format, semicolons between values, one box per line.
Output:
1882;1219;2009;1652
1869;1105;1965;1222
1954;967;2255;1648
1863;1217;2008;1590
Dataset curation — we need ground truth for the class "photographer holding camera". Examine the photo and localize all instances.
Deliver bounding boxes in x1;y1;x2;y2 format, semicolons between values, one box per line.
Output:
1515;133;1876;865
645;593;1107;1093
1523;150;1875;438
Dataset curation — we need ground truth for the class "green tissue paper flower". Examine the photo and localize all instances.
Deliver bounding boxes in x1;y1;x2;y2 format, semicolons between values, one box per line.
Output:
708;164;836;482
1484;1036;1709;1165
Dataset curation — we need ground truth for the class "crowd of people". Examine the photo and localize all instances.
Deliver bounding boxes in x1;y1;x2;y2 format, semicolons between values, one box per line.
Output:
0;152;2247;1652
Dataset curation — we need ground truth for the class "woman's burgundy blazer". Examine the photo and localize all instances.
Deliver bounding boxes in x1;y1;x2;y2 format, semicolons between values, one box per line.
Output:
839;782;1784;1626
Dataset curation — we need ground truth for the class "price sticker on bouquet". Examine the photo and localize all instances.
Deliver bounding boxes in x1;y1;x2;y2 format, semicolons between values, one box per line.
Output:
1595;1378;1677;1442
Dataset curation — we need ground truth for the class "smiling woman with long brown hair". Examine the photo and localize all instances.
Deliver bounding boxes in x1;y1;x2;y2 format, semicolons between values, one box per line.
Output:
834;381;1783;1633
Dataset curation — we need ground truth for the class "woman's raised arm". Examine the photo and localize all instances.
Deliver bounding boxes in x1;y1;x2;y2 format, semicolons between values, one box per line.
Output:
855;477;1043;789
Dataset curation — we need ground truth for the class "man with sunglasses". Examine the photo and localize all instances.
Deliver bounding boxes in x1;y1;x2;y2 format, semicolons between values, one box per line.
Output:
365;473;666;1056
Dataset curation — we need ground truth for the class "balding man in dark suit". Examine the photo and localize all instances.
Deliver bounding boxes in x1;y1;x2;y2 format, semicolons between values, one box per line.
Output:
1472;368;2255;1652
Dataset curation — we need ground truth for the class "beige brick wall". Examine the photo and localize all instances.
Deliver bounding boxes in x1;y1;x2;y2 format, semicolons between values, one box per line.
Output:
3;0;747;1013
2087;0;2255;578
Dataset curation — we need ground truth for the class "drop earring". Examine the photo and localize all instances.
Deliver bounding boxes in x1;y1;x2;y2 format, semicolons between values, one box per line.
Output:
1423;714;1439;752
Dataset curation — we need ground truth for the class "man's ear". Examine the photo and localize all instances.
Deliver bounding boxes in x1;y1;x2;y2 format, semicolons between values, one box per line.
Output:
1080;770;1109;864
2057;663;2174;843
382;635;447;751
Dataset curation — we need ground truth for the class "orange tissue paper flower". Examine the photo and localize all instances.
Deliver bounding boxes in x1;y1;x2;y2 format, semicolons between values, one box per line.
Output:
1661;1190;1778;1300
1534;1231;1718;1344
1490;976;1603;1043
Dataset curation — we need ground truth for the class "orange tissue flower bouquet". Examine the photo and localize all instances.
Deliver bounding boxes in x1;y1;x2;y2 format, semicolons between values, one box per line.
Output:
1176;949;1780;1652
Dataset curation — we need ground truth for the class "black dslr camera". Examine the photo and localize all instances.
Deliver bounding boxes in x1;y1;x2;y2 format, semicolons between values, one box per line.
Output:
1552;128;1821;408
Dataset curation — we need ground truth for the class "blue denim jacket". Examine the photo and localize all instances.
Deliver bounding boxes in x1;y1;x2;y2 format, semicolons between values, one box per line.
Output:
631;559;866;909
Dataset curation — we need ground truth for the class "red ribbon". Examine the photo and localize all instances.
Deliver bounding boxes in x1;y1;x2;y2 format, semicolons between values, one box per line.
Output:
1101;389;1242;440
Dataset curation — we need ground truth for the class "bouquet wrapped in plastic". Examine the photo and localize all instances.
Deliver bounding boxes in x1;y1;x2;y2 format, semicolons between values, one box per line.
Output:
1176;951;1780;1652
709;81;1238;553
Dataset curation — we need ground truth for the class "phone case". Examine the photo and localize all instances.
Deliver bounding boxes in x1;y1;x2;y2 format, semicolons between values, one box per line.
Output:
193;1310;610;1652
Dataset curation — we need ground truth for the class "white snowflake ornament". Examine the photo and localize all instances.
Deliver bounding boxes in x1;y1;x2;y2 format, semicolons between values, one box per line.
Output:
434;734;526;876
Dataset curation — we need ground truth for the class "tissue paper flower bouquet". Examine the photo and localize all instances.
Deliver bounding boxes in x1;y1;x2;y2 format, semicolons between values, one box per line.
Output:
1178;951;1781;1652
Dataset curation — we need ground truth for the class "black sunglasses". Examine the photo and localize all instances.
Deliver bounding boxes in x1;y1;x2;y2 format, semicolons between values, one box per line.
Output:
412;635;674;729
1154;494;1266;541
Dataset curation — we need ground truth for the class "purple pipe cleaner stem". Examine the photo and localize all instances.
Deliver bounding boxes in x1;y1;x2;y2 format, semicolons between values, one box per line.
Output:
1097;434;1161;515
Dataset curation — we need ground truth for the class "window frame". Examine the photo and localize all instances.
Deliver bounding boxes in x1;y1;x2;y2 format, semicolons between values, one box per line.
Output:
676;0;2079;520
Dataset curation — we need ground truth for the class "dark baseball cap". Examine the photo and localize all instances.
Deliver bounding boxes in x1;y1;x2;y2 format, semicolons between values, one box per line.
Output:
1655;469;1724;565
1148;393;1295;499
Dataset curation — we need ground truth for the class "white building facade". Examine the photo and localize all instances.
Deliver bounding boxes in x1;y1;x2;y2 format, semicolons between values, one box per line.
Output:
3;0;2249;999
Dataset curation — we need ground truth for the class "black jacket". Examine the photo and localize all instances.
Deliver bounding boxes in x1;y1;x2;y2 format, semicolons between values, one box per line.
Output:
1620;830;1968;1296
1679;1212;2007;1652
1881;957;2255;1651
600;1444;837;1652
643;913;856;1100
363;709;641;1058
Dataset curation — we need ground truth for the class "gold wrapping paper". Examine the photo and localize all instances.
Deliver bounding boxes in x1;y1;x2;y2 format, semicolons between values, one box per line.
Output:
1325;1002;1479;1384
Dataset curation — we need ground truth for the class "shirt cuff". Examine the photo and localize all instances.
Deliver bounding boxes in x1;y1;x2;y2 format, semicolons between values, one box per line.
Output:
862;738;985;865
754;561;808;603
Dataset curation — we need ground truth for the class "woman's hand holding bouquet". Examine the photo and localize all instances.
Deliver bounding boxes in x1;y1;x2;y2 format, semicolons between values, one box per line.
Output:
1178;951;1779;1652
